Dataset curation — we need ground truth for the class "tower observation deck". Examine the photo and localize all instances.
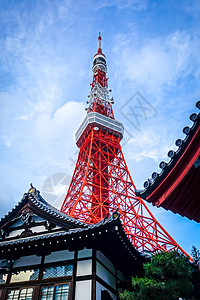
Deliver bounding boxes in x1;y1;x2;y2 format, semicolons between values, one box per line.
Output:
61;33;188;256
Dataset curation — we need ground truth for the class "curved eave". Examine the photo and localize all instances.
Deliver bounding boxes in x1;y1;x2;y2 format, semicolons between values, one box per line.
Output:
0;189;88;230
0;213;144;276
137;104;200;222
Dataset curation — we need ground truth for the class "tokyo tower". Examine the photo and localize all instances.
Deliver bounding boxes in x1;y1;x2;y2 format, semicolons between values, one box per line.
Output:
61;33;187;255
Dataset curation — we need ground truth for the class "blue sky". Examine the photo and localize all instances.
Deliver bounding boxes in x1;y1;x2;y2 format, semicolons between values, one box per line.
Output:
0;0;200;255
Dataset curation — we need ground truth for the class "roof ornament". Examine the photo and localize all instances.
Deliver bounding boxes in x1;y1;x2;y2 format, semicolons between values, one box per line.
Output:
28;183;37;195
112;209;119;219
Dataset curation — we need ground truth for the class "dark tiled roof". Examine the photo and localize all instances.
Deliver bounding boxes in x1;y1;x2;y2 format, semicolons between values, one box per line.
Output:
136;101;200;200
28;187;87;227
0;183;123;248
0;210;143;276
0;188;144;276
0;211;120;247
0;185;88;229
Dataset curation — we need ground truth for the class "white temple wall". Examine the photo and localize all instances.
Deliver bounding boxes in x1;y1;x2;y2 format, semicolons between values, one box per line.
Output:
78;248;92;258
77;259;92;276
75;280;92;300
96;261;116;289
13;255;41;267
96;251;115;274
44;249;74;263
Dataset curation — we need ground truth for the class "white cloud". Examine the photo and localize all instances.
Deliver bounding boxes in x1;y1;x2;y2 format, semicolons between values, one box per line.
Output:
110;28;200;189
0;183;18;217
111;31;200;95
96;0;148;10
124;125;174;163
185;0;200;18
0;97;85;200
0;0;94;216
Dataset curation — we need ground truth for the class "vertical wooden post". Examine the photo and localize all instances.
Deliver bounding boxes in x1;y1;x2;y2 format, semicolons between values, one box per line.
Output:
71;250;78;300
92;249;96;300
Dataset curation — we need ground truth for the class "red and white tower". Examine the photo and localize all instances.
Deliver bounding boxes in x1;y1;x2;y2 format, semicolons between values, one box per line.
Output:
61;34;187;255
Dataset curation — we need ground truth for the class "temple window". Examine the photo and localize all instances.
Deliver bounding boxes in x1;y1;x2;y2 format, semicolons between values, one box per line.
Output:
43;264;73;279
6;288;33;299
10;269;39;283
40;284;69;300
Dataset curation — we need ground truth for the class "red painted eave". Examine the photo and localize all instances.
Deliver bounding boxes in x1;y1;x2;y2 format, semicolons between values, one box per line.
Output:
146;123;200;222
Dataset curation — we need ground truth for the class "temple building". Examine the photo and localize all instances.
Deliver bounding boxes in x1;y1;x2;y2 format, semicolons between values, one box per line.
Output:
0;185;143;299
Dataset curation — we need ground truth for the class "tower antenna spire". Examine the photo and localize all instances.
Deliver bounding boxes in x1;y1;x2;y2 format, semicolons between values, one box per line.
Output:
98;32;102;54
61;35;188;257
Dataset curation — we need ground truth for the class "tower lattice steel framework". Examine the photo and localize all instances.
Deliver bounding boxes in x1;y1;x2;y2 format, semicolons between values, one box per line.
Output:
61;33;187;255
